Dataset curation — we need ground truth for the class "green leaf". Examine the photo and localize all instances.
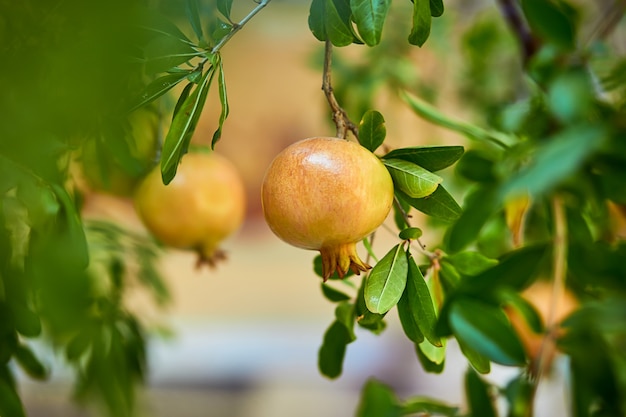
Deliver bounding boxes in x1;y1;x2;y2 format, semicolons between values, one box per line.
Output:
143;36;203;75
12;304;41;338
356;379;402;417
14;344;48;380
365;244;408;314
350;0;391;46
407;254;441;346
0;366;25;417
443;251;498;276
465;367;497;417
217;0;234;21
384;159;442;199
397;185;462;223
505;374;535;417
356;278;387;332
416;338;446;373
51;184;89;269
308;0;356;46
402;396;458;416
449;298;526;366
186;0;205;41
321;283;352;302
408;0;431;47
446;186;499;253
399;227;422;240
457;337;491;374
130;71;194;112
521;0;576;50
211;56;230;149
161;67;215;184
455;150;497;183
429;0;444;17
318;320;352;378
383;146;464;172
362;236;379;263
358;110;386;152
335;302;357;341
502;124;607;200
397;285;425;343
498;288;544;334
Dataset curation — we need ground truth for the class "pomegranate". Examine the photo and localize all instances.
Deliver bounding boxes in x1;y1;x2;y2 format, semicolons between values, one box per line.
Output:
261;137;394;280
134;150;246;266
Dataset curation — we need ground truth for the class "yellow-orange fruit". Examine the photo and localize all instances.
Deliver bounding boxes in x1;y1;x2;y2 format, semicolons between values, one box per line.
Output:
261;137;394;280
134;151;246;265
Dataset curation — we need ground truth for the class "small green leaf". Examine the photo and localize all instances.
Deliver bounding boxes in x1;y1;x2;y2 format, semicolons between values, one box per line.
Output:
161;67;215;184
362;236;379;263
429;0;444;17
365;244;408;314
335;302;357;342
356;379;402;417
416;338;446;373
397;186;462;223
318;320;352;378
308;0;356;46
443;251;498;276
409;0;431;47
143;36;203;75
383;146;464;172
465;367;497;417
358;110;386;152
217;0;234;21
14;344;48;380
449;298;526;366
321;283;352;302
457;337;491;374
350;0;391;46
211;57;230;149
399;227;422;240
384;159;442;199
407;254;441;346
397;286;425;344
521;0;576;50
186;0;205;41
455;149;497;183
130;71;194;113
402;396;458;416
356;279;387;332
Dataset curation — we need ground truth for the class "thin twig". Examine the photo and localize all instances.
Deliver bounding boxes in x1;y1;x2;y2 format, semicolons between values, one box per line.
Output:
496;0;540;66
211;0;271;54
321;39;359;139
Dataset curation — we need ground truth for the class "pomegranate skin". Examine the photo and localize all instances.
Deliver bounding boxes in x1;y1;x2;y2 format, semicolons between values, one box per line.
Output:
134;151;246;265
261;137;394;280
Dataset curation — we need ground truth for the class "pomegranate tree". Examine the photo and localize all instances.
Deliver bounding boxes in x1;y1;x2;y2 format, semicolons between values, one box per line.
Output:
261;137;394;280
134;150;246;266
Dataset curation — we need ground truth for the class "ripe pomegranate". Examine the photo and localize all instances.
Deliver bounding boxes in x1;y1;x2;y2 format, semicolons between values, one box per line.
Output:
261;137;394;280
134;150;246;266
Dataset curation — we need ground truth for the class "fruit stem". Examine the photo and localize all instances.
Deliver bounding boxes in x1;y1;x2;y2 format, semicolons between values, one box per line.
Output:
321;39;359;140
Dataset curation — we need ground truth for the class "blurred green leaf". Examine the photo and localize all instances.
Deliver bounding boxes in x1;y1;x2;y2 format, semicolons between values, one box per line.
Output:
335;301;357;341
356;378;402;417
161;67;215;184
402;396;459;416
455;150;497;183
397;186;462;223
505;373;535;417
498;288;543;334
383;146;464;172
14;343;48;380
384;159;442;199
130;70;194;112
465;367;497;417
429;0;444;17
358;110;386;152
365;244;408;314
457;337;491;374
407;254;441;346
143;36;203;75
321;283;352;302
521;0;576;50
12;303;41;338
409;0;431;47
449;297;526;366
442;251;498;277
217;0;234;21
547;69;594;123
211;56;230;148
350;0;391;46
186;0;205;42
0;366;25;417
446;186;499;253
416;338;446;373
318;320;353;378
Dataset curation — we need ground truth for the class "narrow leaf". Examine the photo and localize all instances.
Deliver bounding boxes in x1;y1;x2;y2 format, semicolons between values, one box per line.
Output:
409;0;431;47
350;0;391;46
383;146;464;172
172;82;194;120
161;67;215;184
130;71;194;112
14;344;48;380
397;186;462;223
143;37;202;74
384;159;442;199
449;298;526;366
211;57;230;149
364;244;408;314
186;0;205;42
358;110;386;152
217;0;234;21
407;254;441;346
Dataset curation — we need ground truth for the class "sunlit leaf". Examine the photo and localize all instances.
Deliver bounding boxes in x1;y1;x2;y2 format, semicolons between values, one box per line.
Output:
409;0;431;47
365;244;408;314
161;67;215;184
356;379;402;417
416;338;446;373
399;227;422;240
383;146;464;172
350;0;391;46
397;186;462;223
358;110;386;152
450;298;526;366
384;159;442;199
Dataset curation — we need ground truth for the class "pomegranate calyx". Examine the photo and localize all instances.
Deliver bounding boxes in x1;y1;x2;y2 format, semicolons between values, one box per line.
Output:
319;243;371;282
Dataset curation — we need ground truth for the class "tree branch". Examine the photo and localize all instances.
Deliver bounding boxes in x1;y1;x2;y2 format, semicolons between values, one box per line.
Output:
496;0;540;66
321;39;359;139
